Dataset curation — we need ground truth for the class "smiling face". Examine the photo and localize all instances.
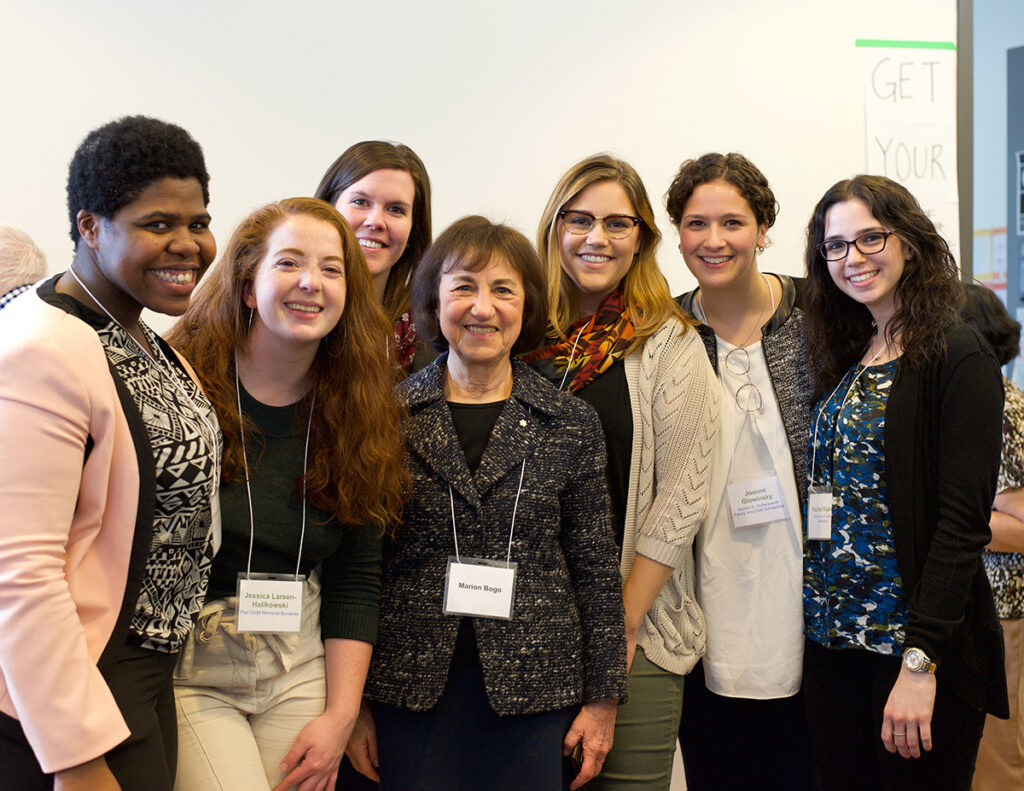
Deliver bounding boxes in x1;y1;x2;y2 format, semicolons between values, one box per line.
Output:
558;180;640;317
333;168;415;291
243;214;346;353
78;176;215;321
823;198;907;328
439;256;524;373
677;179;766;294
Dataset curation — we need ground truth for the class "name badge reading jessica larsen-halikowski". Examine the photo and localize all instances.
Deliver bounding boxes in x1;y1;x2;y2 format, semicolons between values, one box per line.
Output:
236;573;304;633
443;556;517;620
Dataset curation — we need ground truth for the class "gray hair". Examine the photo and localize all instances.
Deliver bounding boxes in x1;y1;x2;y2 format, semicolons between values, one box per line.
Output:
0;224;47;293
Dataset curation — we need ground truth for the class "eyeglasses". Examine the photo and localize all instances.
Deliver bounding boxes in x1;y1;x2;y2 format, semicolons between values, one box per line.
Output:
723;348;763;413
816;231;894;261
558;210;642;240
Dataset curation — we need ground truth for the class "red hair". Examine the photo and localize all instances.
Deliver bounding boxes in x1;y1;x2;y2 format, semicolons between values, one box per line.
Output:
169;197;409;528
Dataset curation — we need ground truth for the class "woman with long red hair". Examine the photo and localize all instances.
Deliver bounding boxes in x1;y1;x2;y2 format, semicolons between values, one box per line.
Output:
168;197;408;791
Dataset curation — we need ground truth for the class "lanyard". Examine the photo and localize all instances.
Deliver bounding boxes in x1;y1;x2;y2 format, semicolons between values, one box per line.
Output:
448;457;525;568
234;354;313;580
67;265;221;501
808;346;885;489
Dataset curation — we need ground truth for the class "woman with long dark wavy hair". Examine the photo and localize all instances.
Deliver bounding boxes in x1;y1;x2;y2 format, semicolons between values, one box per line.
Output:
168;197;408;791
802;175;1008;790
315;141;434;374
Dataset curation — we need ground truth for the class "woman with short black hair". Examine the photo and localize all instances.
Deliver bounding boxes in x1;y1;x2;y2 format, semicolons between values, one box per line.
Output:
0;115;220;791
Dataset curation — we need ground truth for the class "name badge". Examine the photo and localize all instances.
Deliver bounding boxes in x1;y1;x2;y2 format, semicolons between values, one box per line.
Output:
726;473;788;529
236;573;304;633
807;486;833;540
443;556;517;620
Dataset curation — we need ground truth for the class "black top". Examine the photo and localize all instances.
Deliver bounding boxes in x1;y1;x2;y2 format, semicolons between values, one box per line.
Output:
576;359;632;546
211;385;383;643
448;400;506;473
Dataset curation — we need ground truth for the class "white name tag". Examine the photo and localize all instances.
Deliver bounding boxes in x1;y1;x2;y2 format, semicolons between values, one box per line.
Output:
236;574;304;633
726;473;788;529
443;556;517;620
807;487;833;540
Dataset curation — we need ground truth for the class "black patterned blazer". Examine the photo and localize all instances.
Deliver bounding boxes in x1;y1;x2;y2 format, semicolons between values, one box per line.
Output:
365;356;628;715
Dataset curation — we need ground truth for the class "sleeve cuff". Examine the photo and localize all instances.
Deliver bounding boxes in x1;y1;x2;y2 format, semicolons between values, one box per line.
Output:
635;534;687;569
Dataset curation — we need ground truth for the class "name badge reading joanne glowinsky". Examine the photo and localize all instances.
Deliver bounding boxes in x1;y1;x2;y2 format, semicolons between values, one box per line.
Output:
443;556;517;620
236;573;304;633
726;473;788;529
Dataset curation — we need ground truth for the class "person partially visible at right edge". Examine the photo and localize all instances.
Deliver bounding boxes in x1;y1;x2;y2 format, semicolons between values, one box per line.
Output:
959;283;1024;791
802;174;1008;791
525;154;719;790
669;153;819;790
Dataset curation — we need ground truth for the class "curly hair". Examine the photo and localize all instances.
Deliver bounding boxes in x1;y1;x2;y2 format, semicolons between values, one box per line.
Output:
961;283;1021;367
665;152;778;230
412;215;548;355
168;197;409;530
66;116;210;245
804;175;963;398
314;141;432;325
0;224;47;293
537;153;688;349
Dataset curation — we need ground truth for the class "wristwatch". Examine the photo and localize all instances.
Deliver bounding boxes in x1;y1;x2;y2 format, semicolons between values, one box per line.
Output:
903;647;937;674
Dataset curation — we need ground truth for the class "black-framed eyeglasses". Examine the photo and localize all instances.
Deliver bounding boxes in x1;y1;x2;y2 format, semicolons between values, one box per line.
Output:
558;210;642;240
816;231;894;262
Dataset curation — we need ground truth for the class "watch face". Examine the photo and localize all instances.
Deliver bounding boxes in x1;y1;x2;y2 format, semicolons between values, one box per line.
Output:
905;649;923;670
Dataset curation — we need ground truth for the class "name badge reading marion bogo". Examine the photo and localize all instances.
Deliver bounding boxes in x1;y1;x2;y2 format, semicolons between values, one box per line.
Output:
236;574;304;633
443;556;517;620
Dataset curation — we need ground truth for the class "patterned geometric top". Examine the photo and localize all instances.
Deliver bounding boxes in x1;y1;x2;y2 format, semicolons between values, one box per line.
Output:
984;377;1024;619
97;321;220;653
0;283;33;311
804;359;908;655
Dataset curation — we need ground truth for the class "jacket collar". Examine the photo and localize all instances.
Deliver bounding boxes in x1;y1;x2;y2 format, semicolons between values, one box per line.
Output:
676;272;800;338
400;354;565;512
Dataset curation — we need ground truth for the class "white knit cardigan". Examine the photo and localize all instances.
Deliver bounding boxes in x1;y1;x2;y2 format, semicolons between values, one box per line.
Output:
621;317;720;675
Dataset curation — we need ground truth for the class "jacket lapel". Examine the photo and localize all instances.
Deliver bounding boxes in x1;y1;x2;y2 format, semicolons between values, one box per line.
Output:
474;361;563;499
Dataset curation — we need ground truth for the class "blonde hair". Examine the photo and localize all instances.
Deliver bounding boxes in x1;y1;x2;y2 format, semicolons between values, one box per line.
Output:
537;154;689;349
0;224;46;293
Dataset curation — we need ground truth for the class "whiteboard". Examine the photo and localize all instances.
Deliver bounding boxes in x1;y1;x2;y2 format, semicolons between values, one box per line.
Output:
0;0;957;331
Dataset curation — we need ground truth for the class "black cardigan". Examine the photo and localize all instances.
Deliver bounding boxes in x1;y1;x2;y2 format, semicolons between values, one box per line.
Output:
885;323;1008;717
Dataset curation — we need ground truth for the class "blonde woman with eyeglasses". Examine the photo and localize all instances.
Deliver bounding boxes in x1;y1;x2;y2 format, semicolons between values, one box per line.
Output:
524;154;718;790
669;153;818;791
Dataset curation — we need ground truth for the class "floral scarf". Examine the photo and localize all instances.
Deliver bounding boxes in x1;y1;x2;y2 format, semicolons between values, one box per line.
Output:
522;288;634;393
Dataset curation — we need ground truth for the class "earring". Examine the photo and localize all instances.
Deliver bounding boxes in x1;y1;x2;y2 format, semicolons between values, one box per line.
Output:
247;309;254;332
756;244;766;254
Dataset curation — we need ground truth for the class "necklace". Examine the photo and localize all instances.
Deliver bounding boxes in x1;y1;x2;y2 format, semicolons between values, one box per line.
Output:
696;271;774;349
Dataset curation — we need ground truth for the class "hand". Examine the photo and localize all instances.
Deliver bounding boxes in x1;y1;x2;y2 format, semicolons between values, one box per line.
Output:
881;663;936;759
344;700;380;783
563;699;618;790
54;757;121;791
273;710;354;791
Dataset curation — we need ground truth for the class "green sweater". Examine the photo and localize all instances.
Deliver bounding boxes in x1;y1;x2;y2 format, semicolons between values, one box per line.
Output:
209;386;382;643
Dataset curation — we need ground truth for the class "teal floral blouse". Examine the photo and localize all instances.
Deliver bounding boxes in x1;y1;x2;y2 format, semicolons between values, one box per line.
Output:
804;359;908;655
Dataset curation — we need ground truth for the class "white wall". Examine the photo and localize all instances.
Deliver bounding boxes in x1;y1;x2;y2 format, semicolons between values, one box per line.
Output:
1;0;957;334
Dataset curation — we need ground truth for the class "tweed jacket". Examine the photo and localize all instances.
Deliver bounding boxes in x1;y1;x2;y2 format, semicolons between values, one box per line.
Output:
678;274;812;507
365;356;629;716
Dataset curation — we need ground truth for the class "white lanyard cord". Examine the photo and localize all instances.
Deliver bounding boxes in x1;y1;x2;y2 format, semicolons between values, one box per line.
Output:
448;457;525;569
67;265;221;500
808;345;885;489
557;320;591;391
235;353;314;580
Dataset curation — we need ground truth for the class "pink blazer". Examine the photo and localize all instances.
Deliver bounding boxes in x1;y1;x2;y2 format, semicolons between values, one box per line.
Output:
0;288;143;772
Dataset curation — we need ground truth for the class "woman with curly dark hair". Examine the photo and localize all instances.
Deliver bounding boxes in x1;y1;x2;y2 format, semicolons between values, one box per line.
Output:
168;198;408;791
802;175;1008;790
315;141;434;374
0;115;220;791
